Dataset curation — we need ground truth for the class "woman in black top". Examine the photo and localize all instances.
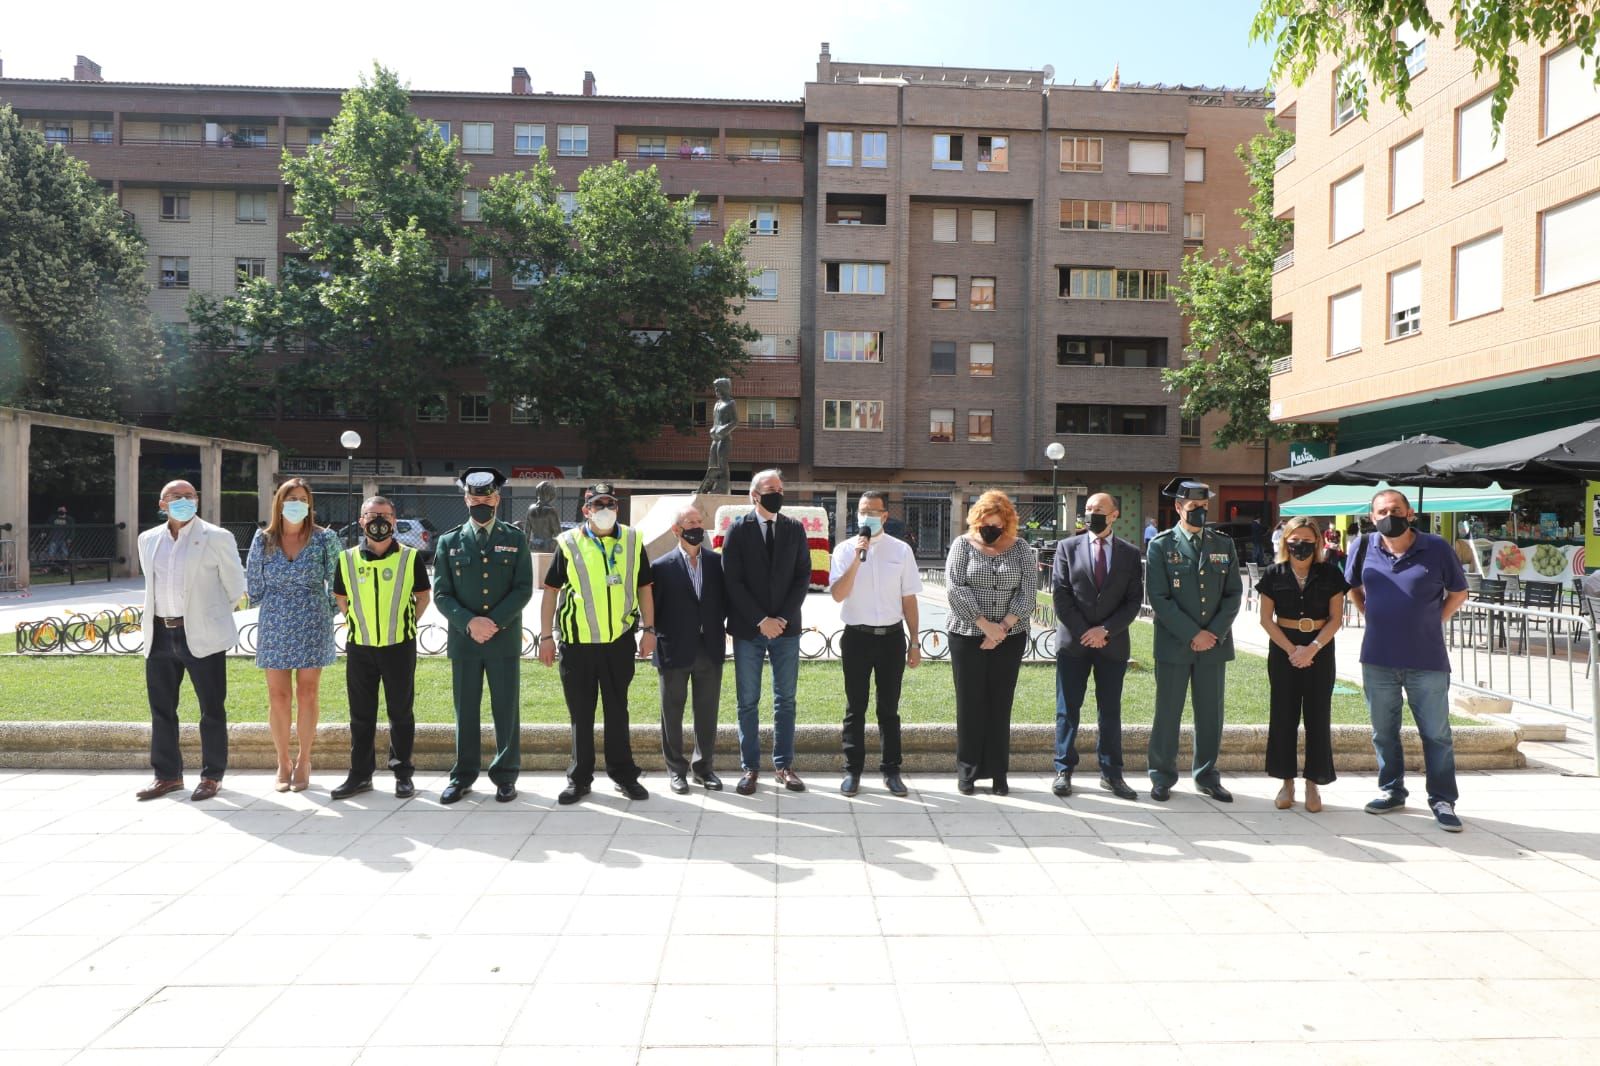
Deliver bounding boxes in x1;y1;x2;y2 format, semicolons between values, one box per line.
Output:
1256;517;1348;812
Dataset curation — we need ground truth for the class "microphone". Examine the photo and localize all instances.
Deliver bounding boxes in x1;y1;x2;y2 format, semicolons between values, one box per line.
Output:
857;531;870;562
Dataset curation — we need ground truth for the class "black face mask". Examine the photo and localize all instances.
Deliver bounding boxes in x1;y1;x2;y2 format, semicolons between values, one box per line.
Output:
979;525;1003;544
1287;541;1316;560
1085;514;1110;535
363;517;395;541
1184;507;1208;528
469;503;495;523
679;527;706;546
759;491;784;514
1375;514;1410;538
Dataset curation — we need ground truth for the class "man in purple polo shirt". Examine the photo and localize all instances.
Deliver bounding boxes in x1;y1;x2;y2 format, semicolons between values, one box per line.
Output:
1345;489;1471;831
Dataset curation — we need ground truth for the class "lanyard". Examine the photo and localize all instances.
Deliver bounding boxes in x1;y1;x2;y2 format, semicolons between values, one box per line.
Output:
583;526;625;574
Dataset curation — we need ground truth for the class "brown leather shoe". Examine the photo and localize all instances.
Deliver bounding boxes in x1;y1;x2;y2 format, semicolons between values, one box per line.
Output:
775;768;806;792
136;779;184;801
190;778;221;801
735;770;759;796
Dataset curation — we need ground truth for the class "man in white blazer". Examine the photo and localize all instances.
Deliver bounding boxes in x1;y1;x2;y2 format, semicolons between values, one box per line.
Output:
135;480;247;801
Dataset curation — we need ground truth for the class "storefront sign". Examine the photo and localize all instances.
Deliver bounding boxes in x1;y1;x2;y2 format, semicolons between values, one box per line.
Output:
1588;481;1600;573
1287;440;1331;467
511;465;582;480
280;457;403;477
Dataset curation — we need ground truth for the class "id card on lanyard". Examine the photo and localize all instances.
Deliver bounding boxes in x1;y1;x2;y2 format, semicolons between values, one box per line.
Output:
585;527;626;587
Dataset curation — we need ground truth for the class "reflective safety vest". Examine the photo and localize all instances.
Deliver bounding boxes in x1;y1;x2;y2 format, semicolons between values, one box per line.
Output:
338;544;419;646
554;525;641;644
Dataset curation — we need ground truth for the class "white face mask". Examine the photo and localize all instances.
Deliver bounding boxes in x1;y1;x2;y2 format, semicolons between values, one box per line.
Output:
589;508;618;532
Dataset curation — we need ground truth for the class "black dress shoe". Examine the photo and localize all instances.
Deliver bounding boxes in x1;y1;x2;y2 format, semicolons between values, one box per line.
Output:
669;773;690;795
735;771;759;796
495;783;518;803
558;782;591;805
615;780;649;801
331;778;372;801
694;772;723;791
1100;775;1138;801
394;778;416;799
957;778;976;796
1052;772;1073;798
439;783;470;804
1149;783;1173;802
1196;781;1234;803
991;780;1010;797
882;770;908;797
841;771;860;797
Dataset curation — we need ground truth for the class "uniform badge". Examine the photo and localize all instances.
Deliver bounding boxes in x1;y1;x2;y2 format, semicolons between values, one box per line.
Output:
1168;552;1182;564
606;574;623;586
494;545;517;552
1172;578;1181;588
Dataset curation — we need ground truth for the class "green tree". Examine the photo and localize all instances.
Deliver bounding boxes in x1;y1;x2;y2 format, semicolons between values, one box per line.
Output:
473;155;760;474
1253;0;1600;129
1164;119;1315;450
0;105;163;420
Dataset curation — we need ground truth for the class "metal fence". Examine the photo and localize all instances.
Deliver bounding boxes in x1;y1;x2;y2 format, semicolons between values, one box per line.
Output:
25;523;126;583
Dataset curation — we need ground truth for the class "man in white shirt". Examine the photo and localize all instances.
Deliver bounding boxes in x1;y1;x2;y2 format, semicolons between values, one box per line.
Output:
136;480;247;802
829;491;922;797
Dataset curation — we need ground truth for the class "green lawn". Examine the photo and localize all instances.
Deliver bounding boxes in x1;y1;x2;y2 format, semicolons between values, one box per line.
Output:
0;622;1387;726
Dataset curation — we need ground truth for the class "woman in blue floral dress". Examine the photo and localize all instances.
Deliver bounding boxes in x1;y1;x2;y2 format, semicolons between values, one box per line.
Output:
246;479;340;792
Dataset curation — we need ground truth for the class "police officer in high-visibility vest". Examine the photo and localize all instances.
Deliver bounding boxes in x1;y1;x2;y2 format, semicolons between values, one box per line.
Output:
435;468;534;805
538;481;657;805
331;495;431;801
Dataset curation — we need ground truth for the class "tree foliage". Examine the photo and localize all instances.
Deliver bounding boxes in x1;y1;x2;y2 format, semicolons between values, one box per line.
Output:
1164;119;1313;449
1253;0;1600;129
473;155;759;474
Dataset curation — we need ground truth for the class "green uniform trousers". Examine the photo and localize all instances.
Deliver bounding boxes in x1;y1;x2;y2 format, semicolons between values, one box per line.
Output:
1148;657;1228;789
450;655;521;788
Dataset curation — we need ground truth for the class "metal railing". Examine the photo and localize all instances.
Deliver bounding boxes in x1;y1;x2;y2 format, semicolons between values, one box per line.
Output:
1275;144;1296;169
1273;248;1294;273
25;523;126;583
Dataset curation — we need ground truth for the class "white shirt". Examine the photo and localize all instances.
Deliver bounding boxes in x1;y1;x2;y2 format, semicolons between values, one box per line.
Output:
152;519;199;617
676;542;704;599
829;533;922;626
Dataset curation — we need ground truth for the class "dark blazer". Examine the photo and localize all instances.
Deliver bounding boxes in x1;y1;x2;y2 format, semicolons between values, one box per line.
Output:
721;510;811;640
650;548;728;669
1052;532;1145;659
431;520;533;659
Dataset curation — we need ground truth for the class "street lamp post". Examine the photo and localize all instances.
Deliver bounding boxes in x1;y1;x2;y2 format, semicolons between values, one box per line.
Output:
1045;442;1066;540
340;430;362;545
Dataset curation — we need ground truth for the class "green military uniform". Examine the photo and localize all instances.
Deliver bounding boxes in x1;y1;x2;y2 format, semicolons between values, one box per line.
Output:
432;510;533;790
1146;512;1243;790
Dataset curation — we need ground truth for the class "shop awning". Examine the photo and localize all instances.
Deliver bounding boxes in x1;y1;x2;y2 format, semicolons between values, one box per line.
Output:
1279;482;1519;516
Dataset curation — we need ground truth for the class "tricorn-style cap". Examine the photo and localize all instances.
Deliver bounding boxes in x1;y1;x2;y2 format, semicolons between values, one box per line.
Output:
1160;477;1214;501
458;467;506;494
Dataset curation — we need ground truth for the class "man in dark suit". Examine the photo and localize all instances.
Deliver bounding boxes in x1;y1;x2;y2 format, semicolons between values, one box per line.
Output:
722;468;813;795
1052;492;1145;800
650;504;728;794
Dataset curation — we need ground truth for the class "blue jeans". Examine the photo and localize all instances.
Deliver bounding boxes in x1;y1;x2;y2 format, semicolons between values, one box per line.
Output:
733;634;799;771
1361;665;1458;804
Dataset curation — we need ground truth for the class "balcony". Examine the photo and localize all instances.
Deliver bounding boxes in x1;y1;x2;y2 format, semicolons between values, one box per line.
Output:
1273;248;1295;273
646;422;800;464
1270;356;1293;376
1275;144;1296;170
615;149;802;200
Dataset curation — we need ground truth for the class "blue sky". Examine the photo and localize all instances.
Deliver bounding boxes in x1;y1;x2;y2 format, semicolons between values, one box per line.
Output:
2;0;1277;99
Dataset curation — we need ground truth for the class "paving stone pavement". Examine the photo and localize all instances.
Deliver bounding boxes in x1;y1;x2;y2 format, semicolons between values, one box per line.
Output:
2;766;1599;1063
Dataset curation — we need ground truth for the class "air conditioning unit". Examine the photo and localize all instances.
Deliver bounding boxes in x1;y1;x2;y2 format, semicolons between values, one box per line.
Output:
1062;340;1087;355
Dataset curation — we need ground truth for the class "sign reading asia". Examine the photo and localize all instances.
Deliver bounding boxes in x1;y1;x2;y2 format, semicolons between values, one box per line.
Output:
1287;440;1331;467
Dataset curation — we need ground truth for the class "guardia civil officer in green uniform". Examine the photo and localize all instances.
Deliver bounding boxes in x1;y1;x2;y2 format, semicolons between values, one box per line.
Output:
1146;477;1243;803
433;467;534;804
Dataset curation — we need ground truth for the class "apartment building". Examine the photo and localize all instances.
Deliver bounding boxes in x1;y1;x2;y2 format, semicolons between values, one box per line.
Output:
1270;8;1600;450
0;60;805;480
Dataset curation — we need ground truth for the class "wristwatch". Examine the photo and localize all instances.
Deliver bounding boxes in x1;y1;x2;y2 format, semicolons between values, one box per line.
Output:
640;626;657;635
1310;638;1323;648
539;634;554;642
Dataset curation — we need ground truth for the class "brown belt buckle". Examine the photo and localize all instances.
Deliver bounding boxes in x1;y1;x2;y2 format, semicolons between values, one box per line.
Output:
161;616;183;628
1297;618;1316;633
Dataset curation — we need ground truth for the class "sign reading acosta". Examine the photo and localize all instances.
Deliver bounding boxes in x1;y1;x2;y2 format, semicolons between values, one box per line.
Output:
1288;441;1331;467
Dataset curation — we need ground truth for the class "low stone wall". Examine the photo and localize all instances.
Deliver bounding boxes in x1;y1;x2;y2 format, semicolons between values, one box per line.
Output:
0;721;1526;772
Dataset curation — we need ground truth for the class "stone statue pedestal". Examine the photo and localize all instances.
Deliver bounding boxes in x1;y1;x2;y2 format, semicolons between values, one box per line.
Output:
631;494;746;561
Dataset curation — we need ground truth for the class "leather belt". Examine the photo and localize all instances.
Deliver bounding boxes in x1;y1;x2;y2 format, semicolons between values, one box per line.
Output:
1275;616;1327;633
157;616;184;628
845;624;901;636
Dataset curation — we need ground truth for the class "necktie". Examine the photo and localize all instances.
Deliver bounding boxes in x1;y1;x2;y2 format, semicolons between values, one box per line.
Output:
764;519;774;554
1094;537;1108;589
476;525;489;551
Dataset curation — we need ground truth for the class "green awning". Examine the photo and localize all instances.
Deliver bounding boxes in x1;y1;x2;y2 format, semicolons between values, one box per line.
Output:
1279;482;1519;516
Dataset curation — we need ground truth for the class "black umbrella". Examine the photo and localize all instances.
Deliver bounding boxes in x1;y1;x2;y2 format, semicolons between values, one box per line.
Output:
1273;434;1470;484
1422;420;1600;486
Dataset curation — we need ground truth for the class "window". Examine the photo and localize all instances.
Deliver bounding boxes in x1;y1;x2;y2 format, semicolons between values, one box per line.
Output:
977;135;1008;172
970;277;996;310
558;192;579;220
1390;134;1424;213
236;191;268;224
1060;136;1104;172
557;124;589;156
235;258;266;288
636;135;667;158
833;208;864;225
1389;263;1422;338
1456;93;1504;180
687;202;714;226
465;256;493;287
306;129;324;146
1127;140;1170;174
1059;200;1169;233
462;188;481;221
827;262;885;294
931;275;957;309
462;122;494;154
159;190;190;221
971;209;996;243
1063;268;1171;301
459;394;491;423
510;399;535;424
861;131;887;168
514;123;545;155
687;399;710;427
1334;64;1362;127
234;127;267;147
749;204;779;236
1056;336;1169;367
932;134;963;170
1544;42;1600;137
435;257;450;281
748;138;783;160
158;256;189;289
43;123;71;144
823;330;882;362
1180;415;1202;444
89;121;112;144
968;410;994;442
1055;404;1167;435
1183;212;1205;240
929;408;955;443
744;399;779;428
1541;190;1600;294
417;394;448;423
969;342;994;377
1330;169;1365;243
1184;148;1206;182
511;261;542;289
823;399;884;431
160;123;191;144
1453;231;1503;319
1399;22;1428;76
1329;287;1363;355
930;341;957;376
753;268;779;301
433;121;451;143
826;130;853;166
932;209;958;242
